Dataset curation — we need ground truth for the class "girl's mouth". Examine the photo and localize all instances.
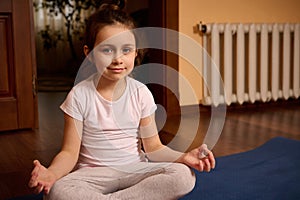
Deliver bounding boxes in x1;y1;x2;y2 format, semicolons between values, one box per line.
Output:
107;67;125;73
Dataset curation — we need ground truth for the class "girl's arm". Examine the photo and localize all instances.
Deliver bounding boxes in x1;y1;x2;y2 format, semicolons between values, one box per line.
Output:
29;114;82;194
140;114;215;172
48;113;82;178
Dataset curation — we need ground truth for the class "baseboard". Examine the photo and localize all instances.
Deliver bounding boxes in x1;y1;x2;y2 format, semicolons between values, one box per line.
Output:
180;98;300;114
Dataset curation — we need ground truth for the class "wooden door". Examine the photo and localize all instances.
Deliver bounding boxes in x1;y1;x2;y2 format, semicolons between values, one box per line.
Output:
0;0;37;131
148;0;179;115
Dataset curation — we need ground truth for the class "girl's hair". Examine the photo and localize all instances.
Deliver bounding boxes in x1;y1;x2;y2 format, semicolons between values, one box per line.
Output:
85;0;144;66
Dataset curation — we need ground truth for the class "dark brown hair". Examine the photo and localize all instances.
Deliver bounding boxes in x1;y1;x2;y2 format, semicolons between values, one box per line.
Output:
84;0;144;66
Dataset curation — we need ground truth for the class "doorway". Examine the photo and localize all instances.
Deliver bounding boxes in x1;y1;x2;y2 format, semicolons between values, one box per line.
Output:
34;0;179;108
34;0;180;138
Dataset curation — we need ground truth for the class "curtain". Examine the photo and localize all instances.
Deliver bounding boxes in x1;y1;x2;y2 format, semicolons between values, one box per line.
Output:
33;0;94;79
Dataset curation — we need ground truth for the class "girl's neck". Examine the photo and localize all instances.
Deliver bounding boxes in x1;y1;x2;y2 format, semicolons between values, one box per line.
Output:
96;76;127;102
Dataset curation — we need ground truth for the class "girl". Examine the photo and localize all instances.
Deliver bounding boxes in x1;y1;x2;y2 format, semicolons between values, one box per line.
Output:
28;1;215;199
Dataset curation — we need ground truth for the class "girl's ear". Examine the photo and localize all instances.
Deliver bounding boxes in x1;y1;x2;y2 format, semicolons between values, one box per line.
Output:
84;45;94;63
83;45;90;56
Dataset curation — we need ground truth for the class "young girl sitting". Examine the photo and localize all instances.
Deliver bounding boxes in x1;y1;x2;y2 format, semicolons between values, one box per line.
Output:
29;1;215;199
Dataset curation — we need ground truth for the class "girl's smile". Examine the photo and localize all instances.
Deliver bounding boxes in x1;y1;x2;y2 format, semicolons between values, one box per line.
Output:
85;24;137;82
107;66;126;73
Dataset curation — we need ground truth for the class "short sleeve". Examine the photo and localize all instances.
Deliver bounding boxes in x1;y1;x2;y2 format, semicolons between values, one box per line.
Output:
139;86;157;118
60;88;84;121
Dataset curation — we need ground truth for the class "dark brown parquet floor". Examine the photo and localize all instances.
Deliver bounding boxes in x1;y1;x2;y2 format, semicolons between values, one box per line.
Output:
0;92;299;199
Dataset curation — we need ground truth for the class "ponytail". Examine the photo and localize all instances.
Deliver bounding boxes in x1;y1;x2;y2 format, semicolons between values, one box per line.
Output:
98;0;126;11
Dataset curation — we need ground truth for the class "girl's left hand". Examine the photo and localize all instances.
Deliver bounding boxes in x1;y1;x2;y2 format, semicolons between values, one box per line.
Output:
181;144;216;172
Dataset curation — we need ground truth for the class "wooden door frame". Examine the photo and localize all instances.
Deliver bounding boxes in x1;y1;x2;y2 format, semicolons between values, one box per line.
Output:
13;0;38;129
148;0;179;116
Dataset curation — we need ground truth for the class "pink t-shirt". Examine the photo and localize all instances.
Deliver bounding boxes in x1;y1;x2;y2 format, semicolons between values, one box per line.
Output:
60;74;157;168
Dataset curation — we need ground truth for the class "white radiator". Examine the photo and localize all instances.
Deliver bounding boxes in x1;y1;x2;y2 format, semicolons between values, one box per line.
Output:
199;23;300;106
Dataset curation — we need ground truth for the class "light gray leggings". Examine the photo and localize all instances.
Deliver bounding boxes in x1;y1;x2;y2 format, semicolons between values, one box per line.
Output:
44;162;195;200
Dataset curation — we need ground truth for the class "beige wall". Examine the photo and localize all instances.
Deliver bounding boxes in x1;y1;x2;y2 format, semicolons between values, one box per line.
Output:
178;0;300;106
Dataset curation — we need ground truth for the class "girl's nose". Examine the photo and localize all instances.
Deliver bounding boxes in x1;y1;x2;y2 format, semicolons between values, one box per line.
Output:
112;55;123;65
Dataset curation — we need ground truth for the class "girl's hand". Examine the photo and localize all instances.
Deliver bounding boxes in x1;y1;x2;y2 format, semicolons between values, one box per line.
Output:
181;144;216;172
28;160;57;194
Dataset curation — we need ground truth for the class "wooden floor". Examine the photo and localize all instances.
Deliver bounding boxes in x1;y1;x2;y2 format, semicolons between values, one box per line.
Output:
0;92;299;199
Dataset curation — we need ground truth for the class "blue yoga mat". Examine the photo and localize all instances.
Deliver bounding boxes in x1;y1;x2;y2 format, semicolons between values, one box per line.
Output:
181;137;300;200
9;137;300;200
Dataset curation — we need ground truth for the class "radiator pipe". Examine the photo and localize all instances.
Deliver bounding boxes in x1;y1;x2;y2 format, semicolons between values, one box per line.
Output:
198;21;207;33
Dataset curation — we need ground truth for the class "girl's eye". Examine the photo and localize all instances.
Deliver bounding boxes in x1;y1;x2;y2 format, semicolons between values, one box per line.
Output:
122;47;134;54
101;48;113;54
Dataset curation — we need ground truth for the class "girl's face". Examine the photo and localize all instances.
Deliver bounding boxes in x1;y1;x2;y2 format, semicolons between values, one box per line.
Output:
90;24;137;82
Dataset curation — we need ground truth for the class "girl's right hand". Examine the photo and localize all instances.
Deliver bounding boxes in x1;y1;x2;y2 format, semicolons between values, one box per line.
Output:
28;160;57;195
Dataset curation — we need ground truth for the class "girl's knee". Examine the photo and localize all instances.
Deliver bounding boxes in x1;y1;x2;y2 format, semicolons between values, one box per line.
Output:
168;163;196;195
44;180;65;200
45;177;80;200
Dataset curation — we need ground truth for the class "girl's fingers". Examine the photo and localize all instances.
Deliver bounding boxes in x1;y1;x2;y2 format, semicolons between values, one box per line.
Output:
198;147;216;172
190;145;216;172
207;151;216;169
34;182;44;194
44;186;50;195
28;177;38;188
29;160;47;190
203;158;211;172
29;161;41;188
33;160;42;168
211;159;216;169
198;160;204;171
31;160;41;176
43;182;52;195
28;180;35;188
